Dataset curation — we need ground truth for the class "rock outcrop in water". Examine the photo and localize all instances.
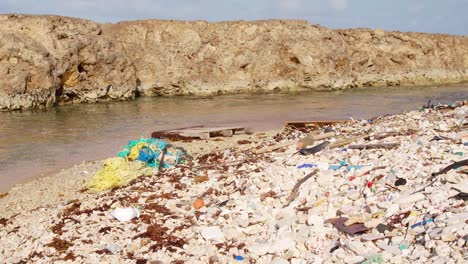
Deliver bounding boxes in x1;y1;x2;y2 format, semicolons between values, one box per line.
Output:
0;14;467;110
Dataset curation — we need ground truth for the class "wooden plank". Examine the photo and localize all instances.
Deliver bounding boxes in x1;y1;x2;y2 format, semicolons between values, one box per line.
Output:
286;120;350;128
152;126;246;140
253;141;295;154
297;131;336;149
348;143;399;150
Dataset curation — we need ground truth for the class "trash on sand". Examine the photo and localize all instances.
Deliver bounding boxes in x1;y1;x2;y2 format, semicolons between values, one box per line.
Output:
449;191;468;201
193;198;205;209
285;120;349;129
105;244;121;254
118;138;190;168
283;170;318;207
348;143;399;150
297;163;317;169
88;138;191;191
324;217;369;235
376;241;401;256
111;207;141;222
328;163;368;171
152;126;247;140
200;226;225;242
394;178;407;186
256;131;334;154
296;131;335;149
254;141;295;154
234;255;244;261
362;254;384;264
329;135;366;149
88;157;153;191
411;219;434;229
376;224;394;233
429;158;468;180
299;141;330;155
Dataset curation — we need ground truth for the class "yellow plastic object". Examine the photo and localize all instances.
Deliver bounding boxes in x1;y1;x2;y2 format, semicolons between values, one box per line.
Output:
88;157;153;191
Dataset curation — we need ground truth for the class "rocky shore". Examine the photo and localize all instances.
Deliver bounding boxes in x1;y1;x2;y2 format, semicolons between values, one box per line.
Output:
0;103;466;263
1;14;468;111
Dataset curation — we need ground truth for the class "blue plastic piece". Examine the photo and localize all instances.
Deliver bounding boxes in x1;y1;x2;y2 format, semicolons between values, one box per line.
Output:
329;164;367;171
235;255;244;261
297;164;317;169
411;219;434;229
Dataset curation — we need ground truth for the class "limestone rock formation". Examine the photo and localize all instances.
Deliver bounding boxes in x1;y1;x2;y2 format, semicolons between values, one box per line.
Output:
0;15;137;110
0;15;467;110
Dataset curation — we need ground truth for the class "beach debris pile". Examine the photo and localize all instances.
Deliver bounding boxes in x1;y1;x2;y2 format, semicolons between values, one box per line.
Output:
88;138;190;191
0;101;467;263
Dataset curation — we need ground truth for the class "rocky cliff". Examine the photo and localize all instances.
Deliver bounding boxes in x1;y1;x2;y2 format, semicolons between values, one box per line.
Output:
1;15;467;110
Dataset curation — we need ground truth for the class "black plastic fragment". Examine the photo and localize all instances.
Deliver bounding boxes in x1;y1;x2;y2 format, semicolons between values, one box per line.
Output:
394;178;407;186
300;141;330;155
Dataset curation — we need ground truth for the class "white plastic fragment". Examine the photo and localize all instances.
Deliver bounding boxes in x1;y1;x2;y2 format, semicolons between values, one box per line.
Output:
376;241;401;256
394;193;425;205
271;258;289;264
110;208;141;222
200;226;225;242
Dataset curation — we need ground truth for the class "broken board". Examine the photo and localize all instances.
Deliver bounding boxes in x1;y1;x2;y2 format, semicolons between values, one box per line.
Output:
152;126;247;140
286;120;350;129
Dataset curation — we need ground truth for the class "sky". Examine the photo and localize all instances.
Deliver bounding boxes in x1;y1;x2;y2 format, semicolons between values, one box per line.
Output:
1;0;467;35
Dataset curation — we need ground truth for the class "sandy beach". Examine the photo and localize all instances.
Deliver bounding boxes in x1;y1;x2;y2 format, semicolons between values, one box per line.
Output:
0;102;466;263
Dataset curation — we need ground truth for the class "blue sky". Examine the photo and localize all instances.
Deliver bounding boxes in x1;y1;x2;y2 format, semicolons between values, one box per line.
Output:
1;0;467;35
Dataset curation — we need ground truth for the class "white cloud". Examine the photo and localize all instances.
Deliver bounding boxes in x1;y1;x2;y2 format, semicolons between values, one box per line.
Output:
277;0;304;9
328;0;348;10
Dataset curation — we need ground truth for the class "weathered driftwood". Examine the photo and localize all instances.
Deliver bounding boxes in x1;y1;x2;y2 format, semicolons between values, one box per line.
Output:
348;143;399;150
329;136;365;149
286;120;349;129
296;131;335;149
430;158;468;179
254;132;336;154
152;126;247;140
412;158;468;194
283;169;318;207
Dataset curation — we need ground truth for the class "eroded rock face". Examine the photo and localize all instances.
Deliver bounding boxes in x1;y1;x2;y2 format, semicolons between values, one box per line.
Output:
0;15;467;110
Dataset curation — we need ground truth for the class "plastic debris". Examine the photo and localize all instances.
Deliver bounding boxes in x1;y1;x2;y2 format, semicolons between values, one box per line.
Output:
411;218;434;229
88;157;153;191
3;101;468;263
110;208;141;222
200;226;225;242
362;254;384;264
450;191;468;201
193;198;205;209
105;244;121;254
348;143;399;150
376;224;394;233
430;158;468;179
283;170;318;207
328;164;367;171
297;163;317;169
299;141;330;155
394;178;407;186
118;138;190;168
324;217;369;235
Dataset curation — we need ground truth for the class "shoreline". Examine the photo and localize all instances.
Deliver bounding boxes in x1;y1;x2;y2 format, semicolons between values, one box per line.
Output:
0;104;467;263
0;131;276;218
